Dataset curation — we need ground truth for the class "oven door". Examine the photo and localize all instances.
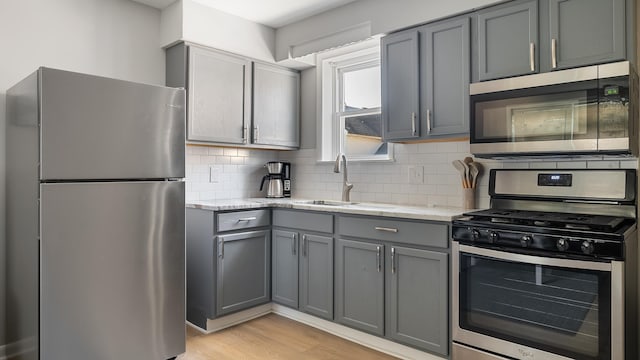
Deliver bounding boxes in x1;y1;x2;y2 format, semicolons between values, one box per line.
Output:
452;242;624;360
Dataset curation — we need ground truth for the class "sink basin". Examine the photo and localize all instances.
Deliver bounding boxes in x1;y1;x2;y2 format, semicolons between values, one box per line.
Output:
298;200;359;206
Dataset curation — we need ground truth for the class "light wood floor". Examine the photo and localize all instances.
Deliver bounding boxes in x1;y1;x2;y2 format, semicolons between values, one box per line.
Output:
178;314;399;360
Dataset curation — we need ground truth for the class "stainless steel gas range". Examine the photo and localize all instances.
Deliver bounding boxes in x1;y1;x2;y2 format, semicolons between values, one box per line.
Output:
451;169;638;360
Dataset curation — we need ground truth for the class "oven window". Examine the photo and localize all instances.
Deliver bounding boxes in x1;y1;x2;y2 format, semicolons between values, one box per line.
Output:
459;253;611;360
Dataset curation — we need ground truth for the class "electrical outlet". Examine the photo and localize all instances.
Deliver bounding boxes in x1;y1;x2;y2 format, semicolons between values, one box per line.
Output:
408;165;424;184
209;166;220;183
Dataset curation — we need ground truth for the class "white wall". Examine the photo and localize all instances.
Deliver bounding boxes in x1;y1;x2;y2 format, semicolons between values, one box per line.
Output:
0;0;165;348
275;0;502;61
161;0;276;62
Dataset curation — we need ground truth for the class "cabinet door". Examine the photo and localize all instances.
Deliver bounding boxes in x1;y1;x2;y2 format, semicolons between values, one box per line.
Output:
299;234;334;320
477;0;538;80
386;246;448;355
216;230;270;316
422;17;471;137
335;239;384;336
548;0;625;70
272;230;299;308
186;209;215;329
188;46;251;144
253;63;300;148
381;30;420;141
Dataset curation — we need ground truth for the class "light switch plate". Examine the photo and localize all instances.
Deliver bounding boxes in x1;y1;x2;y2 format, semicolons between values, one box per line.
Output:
408;165;424;184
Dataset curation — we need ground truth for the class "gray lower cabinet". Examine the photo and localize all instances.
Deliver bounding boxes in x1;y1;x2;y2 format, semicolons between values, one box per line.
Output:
335;239;384;336
216;230;271;316
382;15;470;142
477;0;539;81
271;229;299;308
272;209;334;320
186;208;271;329
336;215;449;355
386;246;448;355
299;233;334;319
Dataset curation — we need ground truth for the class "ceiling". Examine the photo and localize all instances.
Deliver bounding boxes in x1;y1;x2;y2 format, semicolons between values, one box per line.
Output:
133;0;357;28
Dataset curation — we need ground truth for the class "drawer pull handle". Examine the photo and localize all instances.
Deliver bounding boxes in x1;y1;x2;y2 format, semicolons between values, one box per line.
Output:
375;226;398;233
237;217;257;222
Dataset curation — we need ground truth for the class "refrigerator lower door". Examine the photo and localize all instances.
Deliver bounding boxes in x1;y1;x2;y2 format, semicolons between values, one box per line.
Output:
40;181;185;360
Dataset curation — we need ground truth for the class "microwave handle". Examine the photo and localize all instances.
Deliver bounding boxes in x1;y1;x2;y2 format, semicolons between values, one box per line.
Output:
529;42;535;72
551;38;558;69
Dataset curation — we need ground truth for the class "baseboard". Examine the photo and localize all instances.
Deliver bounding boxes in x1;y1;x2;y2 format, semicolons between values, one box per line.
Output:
189;303;273;334
271;304;445;360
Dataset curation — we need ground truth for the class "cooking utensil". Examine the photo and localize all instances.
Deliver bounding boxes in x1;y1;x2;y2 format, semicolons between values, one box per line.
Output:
468;162;480;188
452;160;469;188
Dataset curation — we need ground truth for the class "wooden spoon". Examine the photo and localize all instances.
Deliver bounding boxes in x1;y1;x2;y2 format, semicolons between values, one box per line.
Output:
468;162;480;188
452;160;469;188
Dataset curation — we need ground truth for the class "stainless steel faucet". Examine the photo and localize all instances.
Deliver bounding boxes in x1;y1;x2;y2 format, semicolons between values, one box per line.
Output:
334;153;353;202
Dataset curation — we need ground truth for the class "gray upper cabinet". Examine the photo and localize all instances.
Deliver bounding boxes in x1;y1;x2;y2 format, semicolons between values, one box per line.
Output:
386;246;448;355
271;229;299;308
216;230;271;316
546;0;626;71
422;17;471;136
335;239;385;336
165;42;300;149
475;0;629;80
477;0;539;80
382;16;471;142
186;45;251;144
381;30;420;141
300;233;334;320
253;63;300;148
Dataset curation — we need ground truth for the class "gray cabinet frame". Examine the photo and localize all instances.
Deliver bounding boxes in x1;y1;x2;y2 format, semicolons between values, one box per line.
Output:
271;229;299;308
299;233;334;320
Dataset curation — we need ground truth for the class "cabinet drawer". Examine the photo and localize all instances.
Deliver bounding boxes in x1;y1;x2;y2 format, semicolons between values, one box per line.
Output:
273;209;333;233
216;209;270;232
338;215;448;249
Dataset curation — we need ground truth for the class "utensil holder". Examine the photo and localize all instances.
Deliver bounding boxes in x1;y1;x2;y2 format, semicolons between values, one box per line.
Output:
463;188;475;210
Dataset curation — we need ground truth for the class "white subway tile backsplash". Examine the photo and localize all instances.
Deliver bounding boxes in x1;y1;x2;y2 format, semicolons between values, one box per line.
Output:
186;141;638;208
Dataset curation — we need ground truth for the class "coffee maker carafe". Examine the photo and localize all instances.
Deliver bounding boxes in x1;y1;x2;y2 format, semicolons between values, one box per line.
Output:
260;162;291;198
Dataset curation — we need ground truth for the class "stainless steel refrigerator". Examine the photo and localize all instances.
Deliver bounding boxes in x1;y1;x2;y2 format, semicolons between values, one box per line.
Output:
6;68;186;359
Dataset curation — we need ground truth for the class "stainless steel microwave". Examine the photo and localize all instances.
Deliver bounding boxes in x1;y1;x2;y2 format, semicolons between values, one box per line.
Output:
470;61;638;158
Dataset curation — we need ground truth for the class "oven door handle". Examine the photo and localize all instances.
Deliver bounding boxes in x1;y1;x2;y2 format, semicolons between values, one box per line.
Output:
457;244;612;272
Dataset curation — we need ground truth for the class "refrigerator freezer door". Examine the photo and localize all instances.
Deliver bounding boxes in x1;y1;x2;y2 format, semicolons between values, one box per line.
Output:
39;68;185;180
40;181;185;360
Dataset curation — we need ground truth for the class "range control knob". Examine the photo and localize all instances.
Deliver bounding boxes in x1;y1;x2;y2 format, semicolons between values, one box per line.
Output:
488;231;500;244
471;229;481;242
557;238;570;252
520;235;533;248
581;240;595;255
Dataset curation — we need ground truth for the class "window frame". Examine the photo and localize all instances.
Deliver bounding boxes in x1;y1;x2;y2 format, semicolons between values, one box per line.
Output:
316;38;393;162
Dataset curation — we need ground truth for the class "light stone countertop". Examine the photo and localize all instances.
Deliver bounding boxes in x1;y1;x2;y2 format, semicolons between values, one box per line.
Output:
186;198;472;222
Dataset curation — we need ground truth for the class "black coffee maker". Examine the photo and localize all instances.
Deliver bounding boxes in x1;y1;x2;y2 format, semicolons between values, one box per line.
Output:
260;162;291;198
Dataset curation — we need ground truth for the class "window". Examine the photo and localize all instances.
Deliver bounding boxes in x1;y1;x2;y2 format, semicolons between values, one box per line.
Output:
317;39;392;162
